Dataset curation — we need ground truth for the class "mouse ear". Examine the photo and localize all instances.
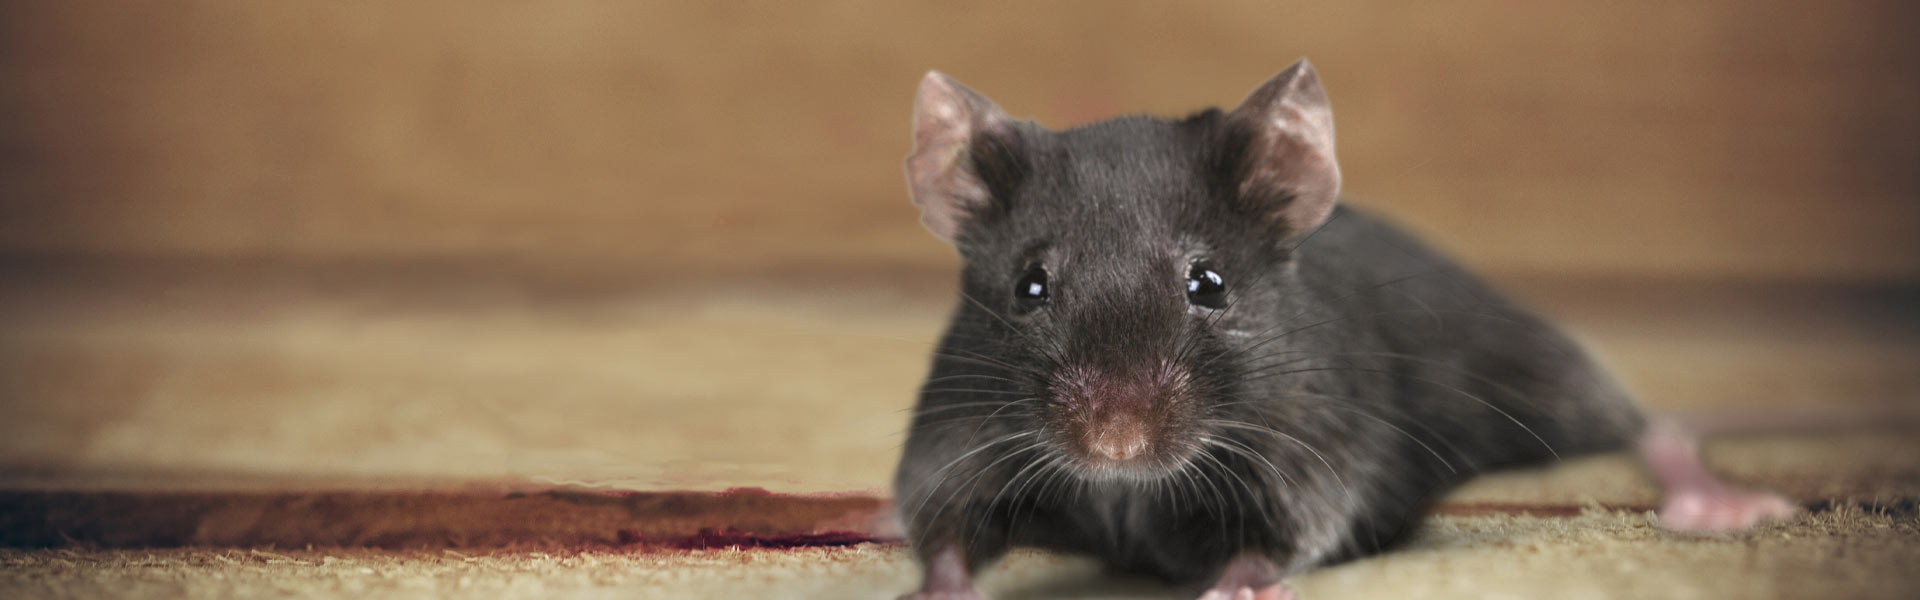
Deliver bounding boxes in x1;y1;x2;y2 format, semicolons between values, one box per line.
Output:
905;71;1014;244
1226;59;1341;240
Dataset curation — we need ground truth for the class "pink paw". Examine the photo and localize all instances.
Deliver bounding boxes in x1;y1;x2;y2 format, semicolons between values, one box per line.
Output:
898;590;983;600
1199;583;1296;600
1658;487;1799;533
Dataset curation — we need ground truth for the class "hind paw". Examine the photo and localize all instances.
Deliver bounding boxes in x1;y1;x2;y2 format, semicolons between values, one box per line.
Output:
1658;486;1799;533
1639;419;1799;533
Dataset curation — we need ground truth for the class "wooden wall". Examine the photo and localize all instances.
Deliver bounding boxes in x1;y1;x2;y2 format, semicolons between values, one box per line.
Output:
3;1;1916;281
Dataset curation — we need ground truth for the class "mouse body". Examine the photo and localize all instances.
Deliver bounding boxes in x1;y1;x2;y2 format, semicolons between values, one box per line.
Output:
892;60;1794;599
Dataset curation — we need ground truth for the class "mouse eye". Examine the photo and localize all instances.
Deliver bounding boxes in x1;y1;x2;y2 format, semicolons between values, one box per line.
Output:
1013;266;1049;310
1186;264;1227;309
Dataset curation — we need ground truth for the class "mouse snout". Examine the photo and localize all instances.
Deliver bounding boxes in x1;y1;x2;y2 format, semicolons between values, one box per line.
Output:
1052;361;1195;472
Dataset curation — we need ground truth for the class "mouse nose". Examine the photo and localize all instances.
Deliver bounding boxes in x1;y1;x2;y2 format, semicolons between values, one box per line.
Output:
1054;361;1188;466
1087;426;1149;461
1083;415;1152;462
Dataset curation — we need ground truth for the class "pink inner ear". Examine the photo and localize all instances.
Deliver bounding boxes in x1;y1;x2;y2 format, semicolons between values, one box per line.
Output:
904;72;1006;243
905;132;989;243
1229;61;1342;238
1239;122;1340;236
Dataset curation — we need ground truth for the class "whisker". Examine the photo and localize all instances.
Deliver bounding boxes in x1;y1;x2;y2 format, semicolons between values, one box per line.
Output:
1001;450;1080;546
923;373;1021;385
960;398;1044;449
905;400;1021;417
927;350;1044;378
917;387;1032;396
905;412;1039;435
1204;434;1293;490
1007;454;1059;535
957;290;1023;335
1234;365;1558;459
1192;446;1250;543
902;431;1038;526
905;398;1042;432
935;439;1048;553
1201;420;1356;516
1204;438;1291;537
973;443;1055;549
1214;392;1461;475
1196;267;1458;373
1235;307;1533;362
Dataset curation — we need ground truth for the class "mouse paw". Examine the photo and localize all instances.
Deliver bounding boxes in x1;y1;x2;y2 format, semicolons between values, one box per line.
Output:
902;545;986;600
898;591;985;600
1198;582;1295;600
1201;553;1295;600
1657;486;1799;533
1638;418;1800;533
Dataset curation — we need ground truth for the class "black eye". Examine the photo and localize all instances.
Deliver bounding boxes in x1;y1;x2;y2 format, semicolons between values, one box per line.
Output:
1186;264;1227;309
1013;266;1050;310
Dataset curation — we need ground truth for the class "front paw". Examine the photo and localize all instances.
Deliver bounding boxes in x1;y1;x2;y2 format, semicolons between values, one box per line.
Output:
902;545;985;600
898;589;984;600
1199;583;1296;600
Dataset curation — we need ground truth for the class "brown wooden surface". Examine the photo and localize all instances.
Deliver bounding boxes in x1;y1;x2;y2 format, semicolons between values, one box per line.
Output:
3;1;1917;281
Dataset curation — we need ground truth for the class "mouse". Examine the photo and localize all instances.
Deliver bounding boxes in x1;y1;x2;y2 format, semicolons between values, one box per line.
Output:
890;59;1799;600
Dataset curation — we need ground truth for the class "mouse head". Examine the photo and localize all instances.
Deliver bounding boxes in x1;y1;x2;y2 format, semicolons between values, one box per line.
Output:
905;60;1342;481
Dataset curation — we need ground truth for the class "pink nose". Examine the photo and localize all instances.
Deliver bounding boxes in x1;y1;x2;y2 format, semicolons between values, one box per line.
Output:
1085;422;1150;461
1089;436;1146;460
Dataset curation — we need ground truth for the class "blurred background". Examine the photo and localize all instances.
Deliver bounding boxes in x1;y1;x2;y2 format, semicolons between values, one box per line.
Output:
1;1;1916;495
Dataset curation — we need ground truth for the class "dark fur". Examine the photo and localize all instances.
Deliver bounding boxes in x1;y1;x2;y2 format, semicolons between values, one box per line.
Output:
893;109;1646;585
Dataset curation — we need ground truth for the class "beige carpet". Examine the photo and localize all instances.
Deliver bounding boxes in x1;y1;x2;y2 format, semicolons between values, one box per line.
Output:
4;504;1915;599
1;260;1916;598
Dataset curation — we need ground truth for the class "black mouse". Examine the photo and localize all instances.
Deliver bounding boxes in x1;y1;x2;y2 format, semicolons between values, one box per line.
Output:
891;59;1796;600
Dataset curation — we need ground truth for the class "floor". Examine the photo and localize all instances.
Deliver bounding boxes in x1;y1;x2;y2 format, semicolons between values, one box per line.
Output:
4;502;1916;599
0;256;1916;598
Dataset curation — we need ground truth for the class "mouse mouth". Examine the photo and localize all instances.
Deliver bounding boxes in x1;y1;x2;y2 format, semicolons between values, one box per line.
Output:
1064;439;1200;483
1054;424;1203;484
